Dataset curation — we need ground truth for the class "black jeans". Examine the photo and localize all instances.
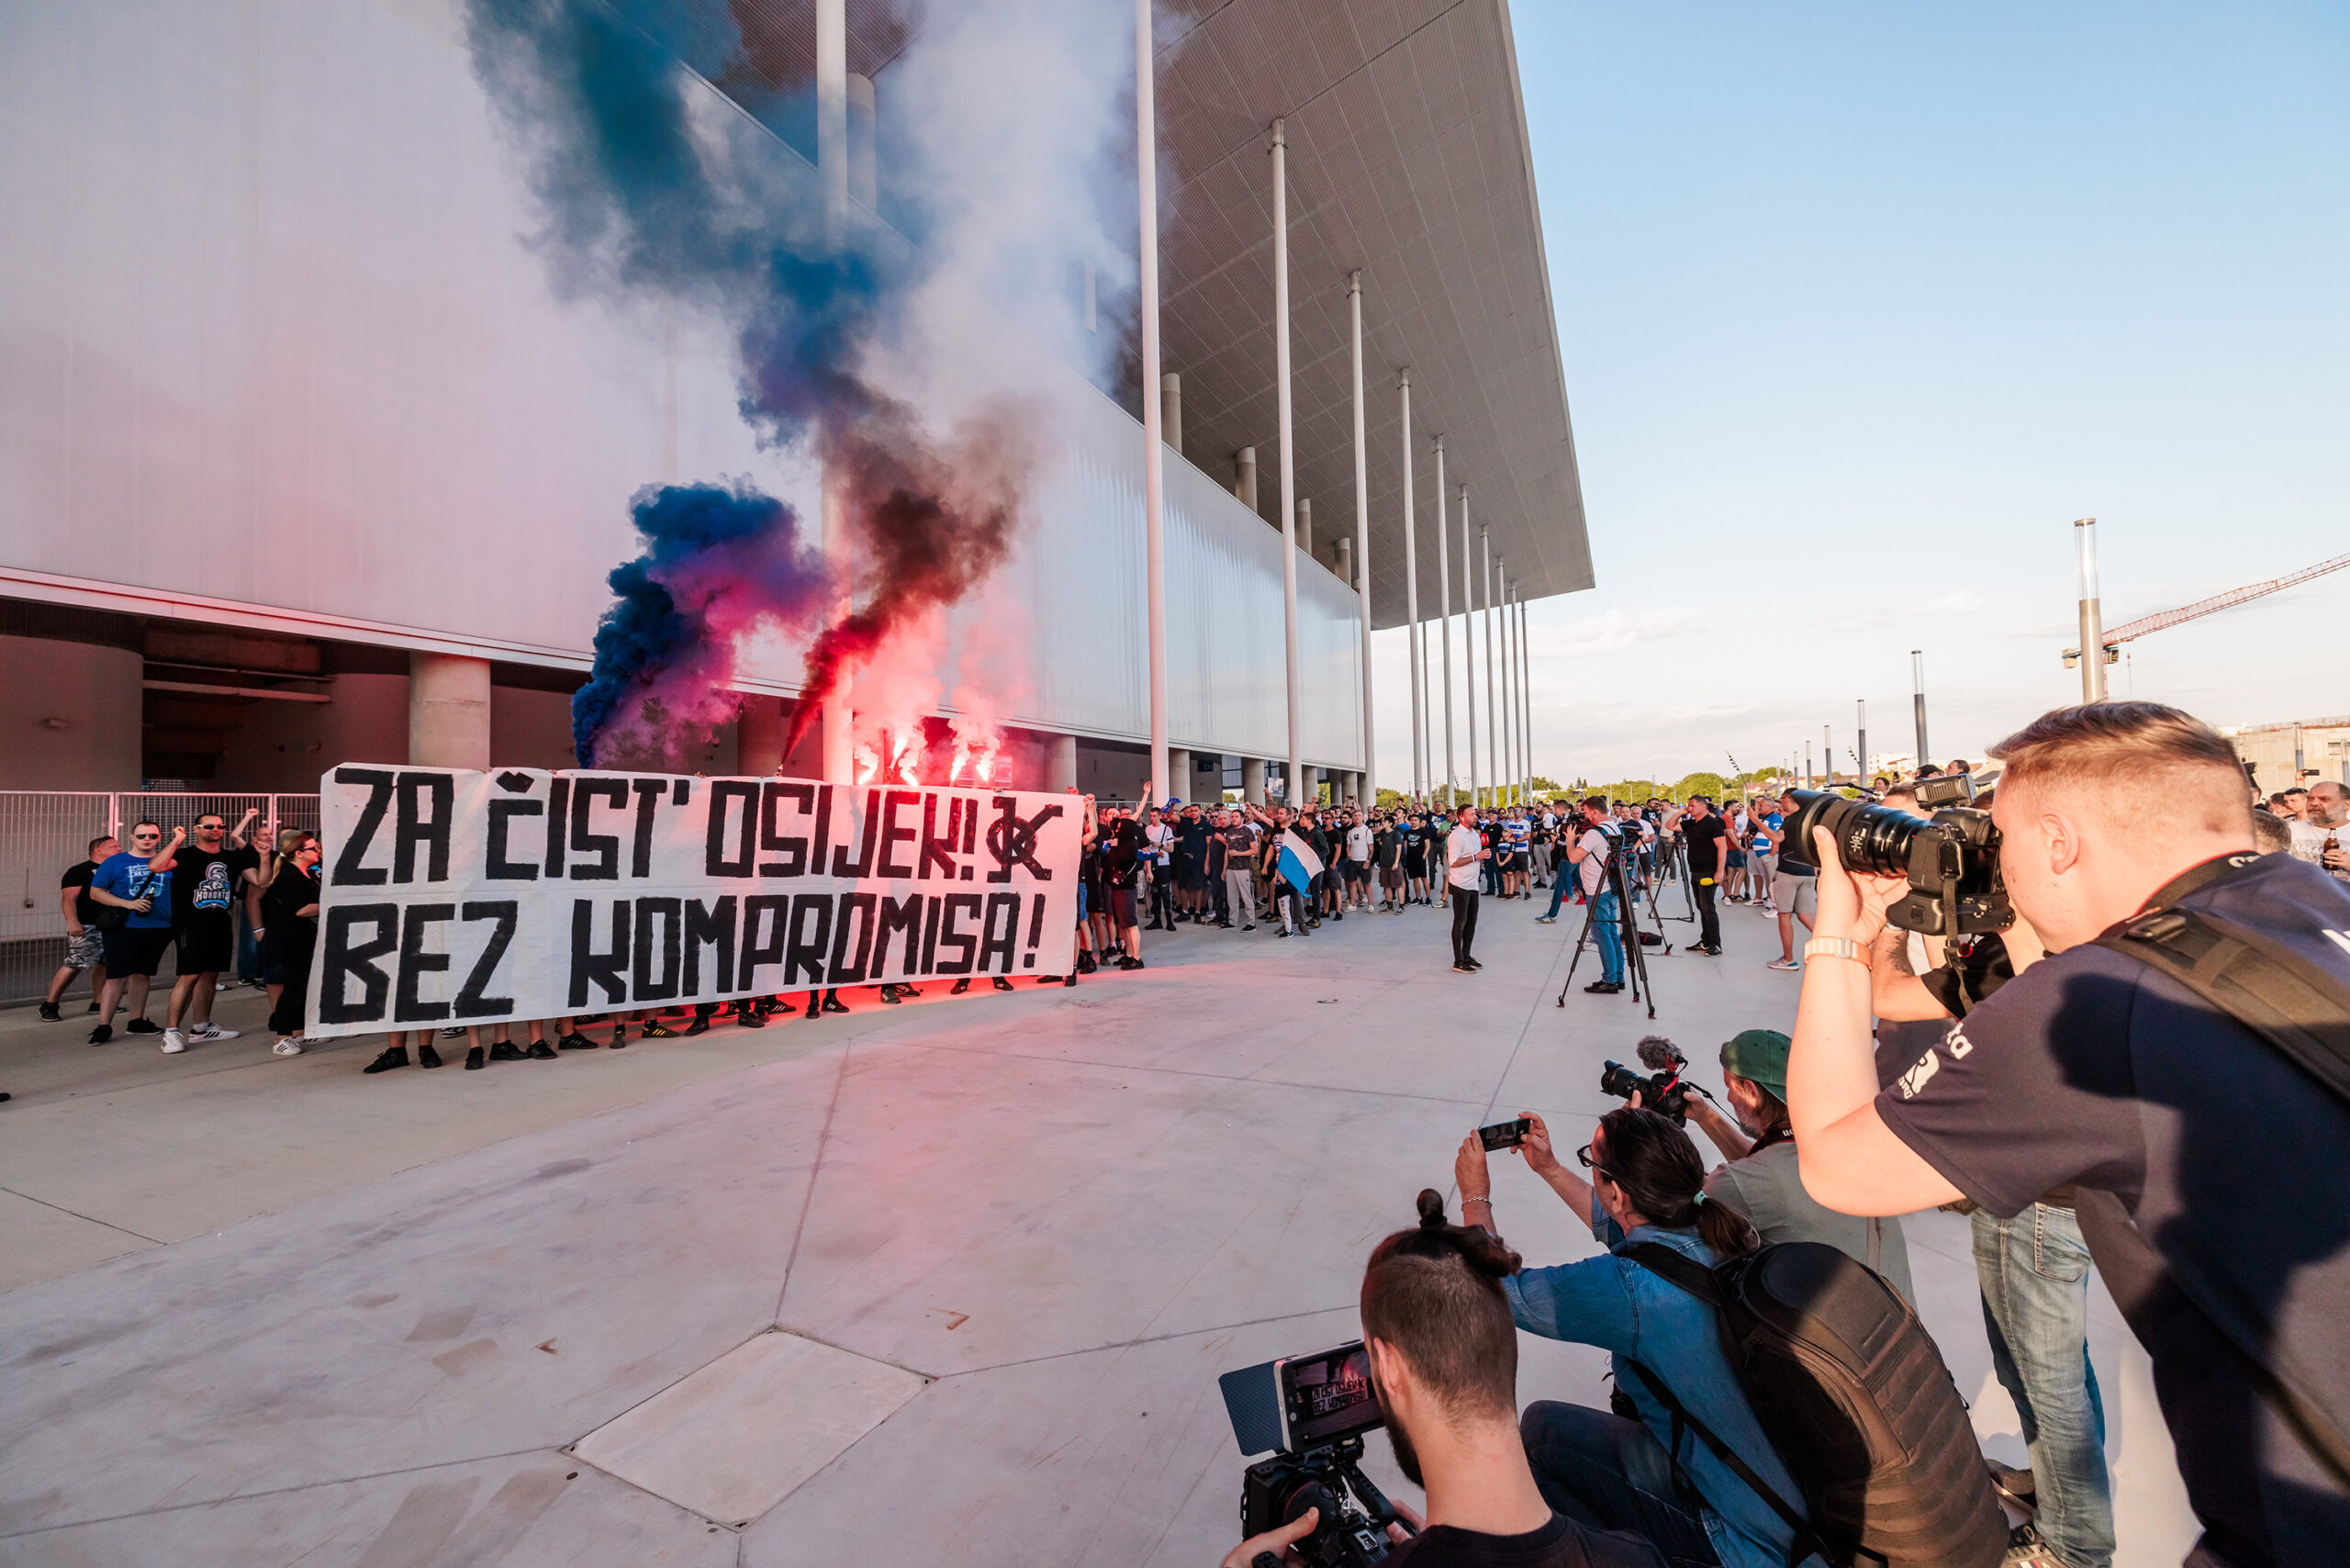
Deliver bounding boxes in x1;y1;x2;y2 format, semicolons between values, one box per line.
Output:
1694;875;1719;950
1520;1401;1719;1567
1450;888;1480;965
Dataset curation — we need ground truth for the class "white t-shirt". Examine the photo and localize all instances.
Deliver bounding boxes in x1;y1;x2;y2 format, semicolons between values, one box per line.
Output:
2290;818;2350;881
1146;823;1174;865
1347;824;1372;862
1445;825;1483;890
1577;826;1613;895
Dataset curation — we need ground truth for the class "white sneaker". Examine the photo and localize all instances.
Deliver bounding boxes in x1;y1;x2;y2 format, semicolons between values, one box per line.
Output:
161;1028;187;1054
187;1023;239;1041
272;1036;304;1056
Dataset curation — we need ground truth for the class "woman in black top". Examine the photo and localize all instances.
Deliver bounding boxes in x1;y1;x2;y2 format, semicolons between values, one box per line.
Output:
260;834;322;1053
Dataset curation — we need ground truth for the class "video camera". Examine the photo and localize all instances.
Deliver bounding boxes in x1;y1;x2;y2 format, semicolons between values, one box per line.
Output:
1599;1036;1702;1126
1779;776;2012;936
1219;1342;1409;1566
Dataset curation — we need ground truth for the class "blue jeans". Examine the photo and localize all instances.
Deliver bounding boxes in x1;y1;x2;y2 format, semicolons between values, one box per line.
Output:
1545;875;1582;919
1593;883;1624;983
1973;1204;2115;1568
1520;1401;1718;1566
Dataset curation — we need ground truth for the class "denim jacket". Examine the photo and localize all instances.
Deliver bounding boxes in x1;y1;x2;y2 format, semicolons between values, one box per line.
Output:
1502;1200;1818;1568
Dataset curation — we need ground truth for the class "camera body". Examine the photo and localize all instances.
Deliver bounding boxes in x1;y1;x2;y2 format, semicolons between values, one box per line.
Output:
1600;1059;1694;1125
1221;1343;1403;1566
1780;784;2013;936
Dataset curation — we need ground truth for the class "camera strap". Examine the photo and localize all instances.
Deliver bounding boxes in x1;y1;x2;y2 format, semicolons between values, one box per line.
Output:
2085;852;2350;1489
1613;1245;1830;1566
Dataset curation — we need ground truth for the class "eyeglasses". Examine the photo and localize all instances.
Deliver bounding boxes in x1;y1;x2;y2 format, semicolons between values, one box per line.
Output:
1575;1143;1616;1183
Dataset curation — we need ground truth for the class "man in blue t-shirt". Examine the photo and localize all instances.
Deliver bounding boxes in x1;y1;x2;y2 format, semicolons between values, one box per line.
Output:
87;821;173;1045
1788;703;2350;1566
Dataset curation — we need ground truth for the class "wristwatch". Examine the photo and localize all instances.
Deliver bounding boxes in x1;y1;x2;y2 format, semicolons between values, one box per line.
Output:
1802;935;1872;969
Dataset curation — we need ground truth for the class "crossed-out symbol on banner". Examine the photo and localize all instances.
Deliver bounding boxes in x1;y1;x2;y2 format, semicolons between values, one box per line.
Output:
986;801;1062;881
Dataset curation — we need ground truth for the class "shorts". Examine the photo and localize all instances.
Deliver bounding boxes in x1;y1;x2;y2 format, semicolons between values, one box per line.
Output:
1728;847;1747;868
174;911;234;974
1380;866;1404;890
1109;887;1136;931
1343;859;1370;883
103;925;173;978
62;927;104;970
1077;881;1091;924
1770;868;1818;919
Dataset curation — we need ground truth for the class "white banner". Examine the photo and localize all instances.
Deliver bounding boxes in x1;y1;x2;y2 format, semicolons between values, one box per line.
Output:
302;767;1081;1038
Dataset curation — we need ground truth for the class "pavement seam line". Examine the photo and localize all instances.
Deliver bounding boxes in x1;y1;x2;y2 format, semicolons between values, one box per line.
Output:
0;1183;164;1246
0;1445;554;1540
923;1302;1358;1379
773;1038;855;1322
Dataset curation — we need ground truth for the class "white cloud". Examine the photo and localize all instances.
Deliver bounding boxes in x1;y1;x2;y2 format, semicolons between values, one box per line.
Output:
1530;606;1703;655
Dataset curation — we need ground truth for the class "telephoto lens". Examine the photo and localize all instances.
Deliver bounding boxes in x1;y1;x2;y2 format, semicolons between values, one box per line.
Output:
1779;789;2012;935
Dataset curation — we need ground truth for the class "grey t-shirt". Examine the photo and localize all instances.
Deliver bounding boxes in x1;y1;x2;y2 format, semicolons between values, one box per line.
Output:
1703;1139;1915;1306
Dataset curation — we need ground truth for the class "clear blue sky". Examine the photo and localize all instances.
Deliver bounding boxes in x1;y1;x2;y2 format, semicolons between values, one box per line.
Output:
1373;0;2349;790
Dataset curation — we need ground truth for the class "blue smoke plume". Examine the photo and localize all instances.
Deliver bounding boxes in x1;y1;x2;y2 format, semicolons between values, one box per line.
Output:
572;479;828;767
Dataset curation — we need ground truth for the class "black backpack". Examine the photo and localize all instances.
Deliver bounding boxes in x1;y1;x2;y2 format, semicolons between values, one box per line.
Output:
1616;1239;2008;1568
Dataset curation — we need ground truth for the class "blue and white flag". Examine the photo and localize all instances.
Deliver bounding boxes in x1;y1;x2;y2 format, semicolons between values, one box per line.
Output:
1278;828;1324;891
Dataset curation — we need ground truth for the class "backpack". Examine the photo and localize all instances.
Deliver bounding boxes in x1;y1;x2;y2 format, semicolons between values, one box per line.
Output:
1617;1239;2008;1568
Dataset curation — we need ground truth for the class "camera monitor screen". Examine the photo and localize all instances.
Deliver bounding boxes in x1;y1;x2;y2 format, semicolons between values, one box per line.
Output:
1280;1342;1383;1450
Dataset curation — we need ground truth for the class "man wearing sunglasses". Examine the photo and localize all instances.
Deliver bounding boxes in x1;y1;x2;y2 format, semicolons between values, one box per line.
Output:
147;808;261;1054
87;822;175;1044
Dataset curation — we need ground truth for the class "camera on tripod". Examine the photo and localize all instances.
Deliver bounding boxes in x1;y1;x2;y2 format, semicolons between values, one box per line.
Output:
1219;1342;1410;1566
1598;1036;1702;1126
1779;776;2013;935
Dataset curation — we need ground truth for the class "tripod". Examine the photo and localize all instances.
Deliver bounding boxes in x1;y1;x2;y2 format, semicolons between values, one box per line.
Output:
1650;837;1695;924
1554;844;1660;1019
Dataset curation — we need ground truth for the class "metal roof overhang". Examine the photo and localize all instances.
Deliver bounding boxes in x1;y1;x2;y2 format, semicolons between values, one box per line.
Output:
1154;0;1591;630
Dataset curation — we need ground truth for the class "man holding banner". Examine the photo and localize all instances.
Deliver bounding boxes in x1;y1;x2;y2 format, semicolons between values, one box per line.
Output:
303;767;1082;1040
1274;813;1324;940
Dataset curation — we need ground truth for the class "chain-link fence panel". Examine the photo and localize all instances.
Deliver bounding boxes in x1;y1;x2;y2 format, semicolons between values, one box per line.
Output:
0;792;118;1004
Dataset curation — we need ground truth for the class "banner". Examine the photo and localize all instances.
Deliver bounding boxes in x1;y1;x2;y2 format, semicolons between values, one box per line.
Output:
302;767;1080;1038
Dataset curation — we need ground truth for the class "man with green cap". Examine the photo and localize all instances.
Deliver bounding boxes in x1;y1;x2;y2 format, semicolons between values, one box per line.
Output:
1683;1027;1915;1305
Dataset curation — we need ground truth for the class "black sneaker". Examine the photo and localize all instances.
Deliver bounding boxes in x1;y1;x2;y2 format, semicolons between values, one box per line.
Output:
418;1043;444;1068
608;1028;629;1047
640;1020;678;1038
126;1017;161;1035
1118;957;1144;970
365;1045;412;1073
38;1002;61;1022
526;1040;558;1059
88;1024;113;1046
1583;980;1623;994
992;977;1014;992
487;1040;524;1062
822;993;848;1014
1061;972;1078;987
805;997;822;1019
464;1046;487;1070
1241;923;1256;932
683;1015;711;1034
878;985;903;1005
1306;918;1321;929
556;1031;596;1050
1452;962;1476;974
575;1013;608;1025
951;978;971;995
86;1001;99;1013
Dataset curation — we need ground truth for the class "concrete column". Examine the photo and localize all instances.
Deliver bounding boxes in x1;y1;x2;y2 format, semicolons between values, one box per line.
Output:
1436;436;1453;801
1518;592;1533;801
1046;733;1077;791
816;0;847;236
408;653;490;770
1460;486;1477;806
846;72;876;209
1297;497;1312;561
1234;447;1257;511
1481;523;1495;808
737;695;786;776
1136;0;1170;829
1349;274;1375;803
1270;119;1303;806
1160;373;1183;454
1166;747;1191;806
1400;369;1422;801
1499;568;1516;805
1243;757;1267;805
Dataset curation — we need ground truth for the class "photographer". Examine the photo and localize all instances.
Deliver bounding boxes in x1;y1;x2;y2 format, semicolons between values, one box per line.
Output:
1458;1109;1818;1568
1673;1028;1915;1305
1539;800;1626;996
1220;1193;1666;1568
1786;701;2350;1566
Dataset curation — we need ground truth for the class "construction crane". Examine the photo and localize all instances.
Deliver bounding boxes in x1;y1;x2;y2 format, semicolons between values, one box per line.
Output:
2065;550;2350;668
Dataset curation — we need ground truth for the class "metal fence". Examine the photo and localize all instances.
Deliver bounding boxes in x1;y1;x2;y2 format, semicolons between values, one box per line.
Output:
1;792;319;1006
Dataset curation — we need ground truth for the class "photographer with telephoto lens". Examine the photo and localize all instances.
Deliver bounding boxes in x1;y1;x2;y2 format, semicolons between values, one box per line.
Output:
1787;701;2350;1567
1220;1193;1666;1568
1457;1111;1818;1568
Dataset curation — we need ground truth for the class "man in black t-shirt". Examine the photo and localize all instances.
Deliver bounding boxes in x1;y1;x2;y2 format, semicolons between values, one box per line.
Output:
1676;796;1729;956
151;810;259;1054
40;834;119;1021
1788;702;2350;1566
1220;1199;1663;1568
1101;812;1145;969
